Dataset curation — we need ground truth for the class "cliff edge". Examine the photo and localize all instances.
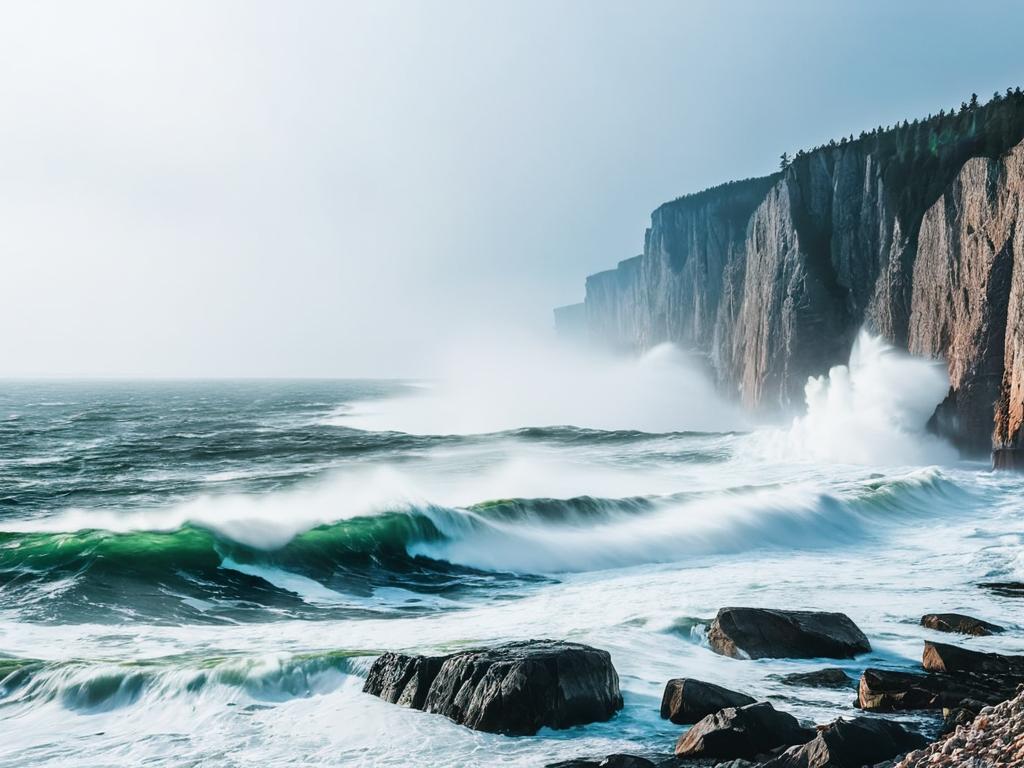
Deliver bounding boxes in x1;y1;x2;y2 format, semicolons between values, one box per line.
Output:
560;91;1024;459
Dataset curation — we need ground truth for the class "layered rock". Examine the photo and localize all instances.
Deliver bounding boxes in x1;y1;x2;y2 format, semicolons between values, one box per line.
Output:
560;96;1024;457
362;640;622;735
857;642;1024;717
708;608;871;660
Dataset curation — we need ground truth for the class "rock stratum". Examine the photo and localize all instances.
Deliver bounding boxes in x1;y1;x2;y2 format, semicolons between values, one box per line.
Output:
556;93;1024;460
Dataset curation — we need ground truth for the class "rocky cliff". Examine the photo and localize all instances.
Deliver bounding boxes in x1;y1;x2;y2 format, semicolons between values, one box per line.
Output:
559;93;1024;459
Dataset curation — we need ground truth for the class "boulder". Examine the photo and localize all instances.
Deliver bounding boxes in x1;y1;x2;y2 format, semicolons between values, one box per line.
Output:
779;668;854;689
660;678;756;724
856;668;1017;712
759;716;927;768
922;640;1024;676
708;608;871;660
674;701;814;759
363;639;622;735
920;613;1004;636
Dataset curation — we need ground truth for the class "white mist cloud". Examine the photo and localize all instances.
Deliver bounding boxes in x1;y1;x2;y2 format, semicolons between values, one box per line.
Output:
0;1;1021;377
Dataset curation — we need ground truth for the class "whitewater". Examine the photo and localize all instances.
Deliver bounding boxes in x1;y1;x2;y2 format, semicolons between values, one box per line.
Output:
1;333;1023;767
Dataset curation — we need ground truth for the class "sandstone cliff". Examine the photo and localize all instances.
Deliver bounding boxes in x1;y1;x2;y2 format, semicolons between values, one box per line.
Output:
558;94;1024;458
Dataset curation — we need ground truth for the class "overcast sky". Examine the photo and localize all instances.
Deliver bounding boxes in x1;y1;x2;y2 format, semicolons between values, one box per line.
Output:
2;1;1023;377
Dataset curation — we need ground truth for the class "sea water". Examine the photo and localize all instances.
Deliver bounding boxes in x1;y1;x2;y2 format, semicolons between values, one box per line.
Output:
1;333;1022;766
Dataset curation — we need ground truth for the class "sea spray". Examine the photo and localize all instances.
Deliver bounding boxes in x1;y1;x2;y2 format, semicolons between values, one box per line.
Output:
758;331;958;466
328;335;748;435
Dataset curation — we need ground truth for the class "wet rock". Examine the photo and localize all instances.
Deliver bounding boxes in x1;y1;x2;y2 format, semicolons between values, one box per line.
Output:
978;580;1024;597
674;701;814;759
857;668;1018;712
922;640;1024;676
779;668;854;689
363;639;623;735
546;756;657;768
920;613;1004;636
660;678;756;724
759;716;927;768
362;652;445;709
708;608;871;660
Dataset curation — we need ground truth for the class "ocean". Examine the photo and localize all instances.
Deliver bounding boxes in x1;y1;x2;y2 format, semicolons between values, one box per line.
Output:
1;336;1022;766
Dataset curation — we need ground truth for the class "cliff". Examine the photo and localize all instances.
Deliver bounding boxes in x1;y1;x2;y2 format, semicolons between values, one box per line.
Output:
562;92;1024;458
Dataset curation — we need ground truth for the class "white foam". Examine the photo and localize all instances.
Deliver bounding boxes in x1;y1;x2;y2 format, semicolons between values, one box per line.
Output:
756;331;958;466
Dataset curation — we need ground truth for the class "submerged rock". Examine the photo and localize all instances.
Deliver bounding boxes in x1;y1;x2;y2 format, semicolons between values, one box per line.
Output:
760;716;927;768
978;580;1024;597
920;613;1004;636
779;668;854;689
674;701;813;759
362;639;622;735
708;608;871;660
660;678;756;724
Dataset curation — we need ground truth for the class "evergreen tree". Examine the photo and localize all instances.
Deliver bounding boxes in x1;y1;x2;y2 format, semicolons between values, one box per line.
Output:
969;93;979;109
779;152;790;170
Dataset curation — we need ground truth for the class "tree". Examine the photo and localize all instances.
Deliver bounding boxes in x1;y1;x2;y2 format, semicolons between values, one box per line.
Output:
779;152;790;170
969;93;979;109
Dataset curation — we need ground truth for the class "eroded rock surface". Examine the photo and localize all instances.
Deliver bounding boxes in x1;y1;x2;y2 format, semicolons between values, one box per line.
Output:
562;99;1024;458
363;640;622;735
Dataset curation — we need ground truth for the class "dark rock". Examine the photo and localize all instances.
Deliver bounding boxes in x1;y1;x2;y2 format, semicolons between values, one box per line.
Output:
759;716;927;768
708;608;871;660
546;756;657;768
920;613;1004;636
922;640;1024;676
979;580;1024;597
779;668;854;689
675;701;814;759
856;668;1019;712
660;678;756;724
362;652;445;709
362;639;622;735
596;757;657;768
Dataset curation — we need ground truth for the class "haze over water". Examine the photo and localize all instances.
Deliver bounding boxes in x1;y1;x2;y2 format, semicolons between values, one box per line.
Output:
2;335;1022;767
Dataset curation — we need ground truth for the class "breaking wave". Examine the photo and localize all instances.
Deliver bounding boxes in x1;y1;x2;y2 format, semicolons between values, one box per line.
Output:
1;466;971;612
758;331;959;466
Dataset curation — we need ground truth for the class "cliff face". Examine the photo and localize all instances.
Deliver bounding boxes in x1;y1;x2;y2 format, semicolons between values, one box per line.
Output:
564;96;1024;457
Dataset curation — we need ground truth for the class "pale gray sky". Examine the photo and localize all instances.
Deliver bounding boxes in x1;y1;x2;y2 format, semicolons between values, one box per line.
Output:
2;0;1022;377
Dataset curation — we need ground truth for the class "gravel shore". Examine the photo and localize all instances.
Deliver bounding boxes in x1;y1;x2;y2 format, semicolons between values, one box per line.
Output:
895;686;1024;767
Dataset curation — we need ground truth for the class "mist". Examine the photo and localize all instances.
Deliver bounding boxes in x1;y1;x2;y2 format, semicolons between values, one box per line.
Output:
2;1;1023;377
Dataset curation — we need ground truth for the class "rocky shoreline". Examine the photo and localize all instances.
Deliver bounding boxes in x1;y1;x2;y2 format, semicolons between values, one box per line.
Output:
363;606;1023;767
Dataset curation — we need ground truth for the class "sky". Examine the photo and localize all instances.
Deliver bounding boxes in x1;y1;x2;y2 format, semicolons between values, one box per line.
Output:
2;1;1023;378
